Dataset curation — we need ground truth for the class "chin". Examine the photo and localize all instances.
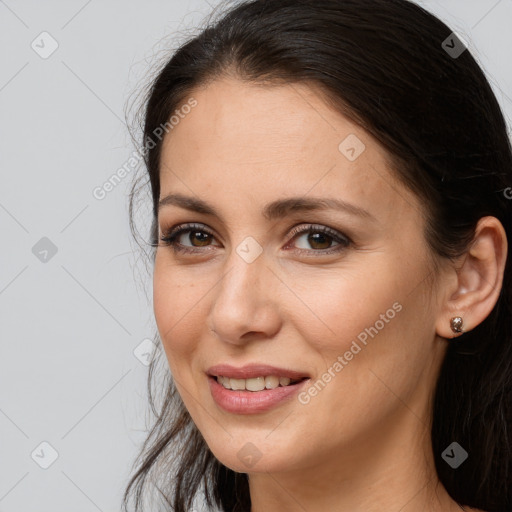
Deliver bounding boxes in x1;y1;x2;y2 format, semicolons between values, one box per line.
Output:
205;436;303;475
213;452;285;474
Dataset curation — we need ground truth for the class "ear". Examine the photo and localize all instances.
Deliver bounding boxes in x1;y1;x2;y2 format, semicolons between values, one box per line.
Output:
436;216;508;339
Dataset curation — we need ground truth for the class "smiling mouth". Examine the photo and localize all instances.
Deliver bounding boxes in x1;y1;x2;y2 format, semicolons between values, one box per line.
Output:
214;375;307;392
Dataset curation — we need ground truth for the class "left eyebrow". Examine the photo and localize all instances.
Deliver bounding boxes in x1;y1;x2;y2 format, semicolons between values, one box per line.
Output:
158;193;377;223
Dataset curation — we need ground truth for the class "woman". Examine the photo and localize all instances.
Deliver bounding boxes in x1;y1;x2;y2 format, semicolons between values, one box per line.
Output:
123;0;511;511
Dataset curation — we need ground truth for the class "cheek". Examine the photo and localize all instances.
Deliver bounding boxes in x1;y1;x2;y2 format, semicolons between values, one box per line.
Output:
293;260;433;403
291;266;404;356
152;258;205;372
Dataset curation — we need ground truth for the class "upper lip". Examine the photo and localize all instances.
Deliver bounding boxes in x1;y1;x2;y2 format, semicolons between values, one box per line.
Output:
207;364;310;380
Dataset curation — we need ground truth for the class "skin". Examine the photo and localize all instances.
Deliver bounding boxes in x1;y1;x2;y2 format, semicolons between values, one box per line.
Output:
153;76;506;512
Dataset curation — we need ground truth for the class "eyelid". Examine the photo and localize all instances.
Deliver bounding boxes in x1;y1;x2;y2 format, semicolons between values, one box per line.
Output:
159;221;350;241
157;222;220;252
165;222;216;241
286;223;351;245
157;221;353;256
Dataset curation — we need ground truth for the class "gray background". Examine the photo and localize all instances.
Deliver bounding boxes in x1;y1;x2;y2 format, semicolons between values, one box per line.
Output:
0;1;510;511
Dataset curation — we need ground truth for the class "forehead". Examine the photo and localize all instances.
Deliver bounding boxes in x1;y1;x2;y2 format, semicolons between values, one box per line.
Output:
159;77;418;226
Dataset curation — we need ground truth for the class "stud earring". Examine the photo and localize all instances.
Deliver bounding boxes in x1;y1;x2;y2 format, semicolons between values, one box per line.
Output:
450;316;464;334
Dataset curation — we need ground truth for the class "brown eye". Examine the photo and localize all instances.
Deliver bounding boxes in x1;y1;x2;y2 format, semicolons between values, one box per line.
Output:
303;232;334;250
158;222;352;257
185;230;212;247
158;223;219;254
287;224;351;255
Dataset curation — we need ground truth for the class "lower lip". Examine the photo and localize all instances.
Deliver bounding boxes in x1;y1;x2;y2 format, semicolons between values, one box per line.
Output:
208;375;310;414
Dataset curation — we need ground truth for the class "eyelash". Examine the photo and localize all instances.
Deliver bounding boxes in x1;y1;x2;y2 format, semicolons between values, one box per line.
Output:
157;222;352;257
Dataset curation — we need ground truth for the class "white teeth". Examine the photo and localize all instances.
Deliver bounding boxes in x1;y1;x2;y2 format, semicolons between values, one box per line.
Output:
216;375;302;391
246;377;265;391
265;376;280;389
230;378;246;390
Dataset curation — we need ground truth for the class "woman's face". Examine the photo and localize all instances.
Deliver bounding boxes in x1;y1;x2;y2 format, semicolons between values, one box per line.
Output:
153;77;448;475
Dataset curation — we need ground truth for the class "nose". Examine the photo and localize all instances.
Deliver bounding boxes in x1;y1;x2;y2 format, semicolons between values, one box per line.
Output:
207;247;282;346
